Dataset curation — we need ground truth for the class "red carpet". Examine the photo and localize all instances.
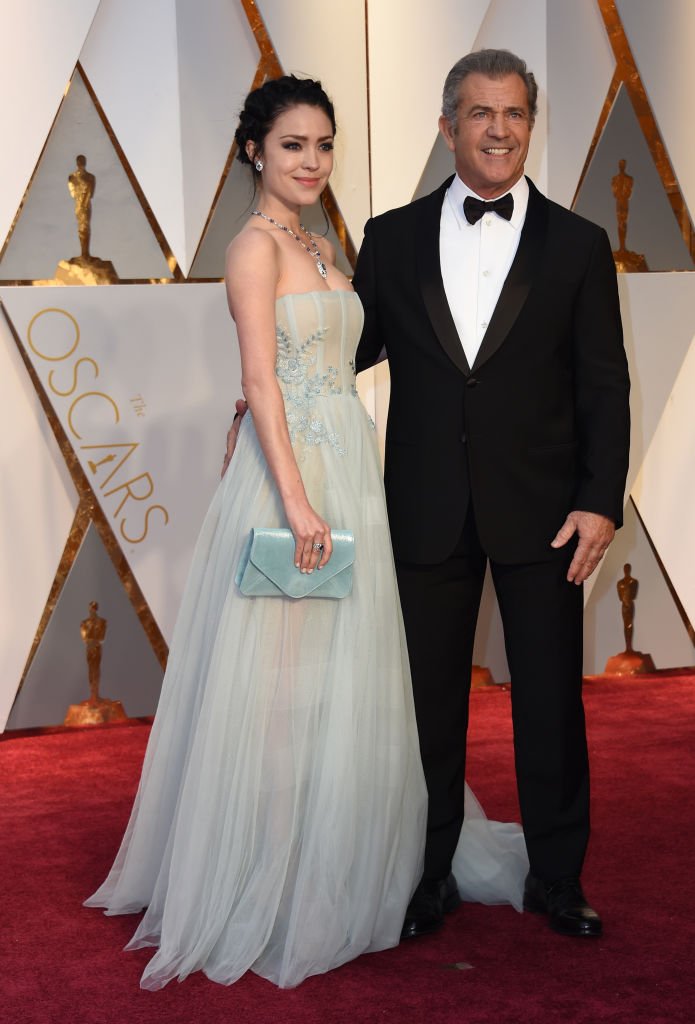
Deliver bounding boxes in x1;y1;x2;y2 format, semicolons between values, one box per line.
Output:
2;672;694;1024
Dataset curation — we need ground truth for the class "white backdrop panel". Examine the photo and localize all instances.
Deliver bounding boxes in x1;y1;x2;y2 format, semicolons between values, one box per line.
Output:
0;302;77;730
2;283;240;643
632;338;695;627
80;0;185;271
0;0;101;248
618;274;695;493
582;272;694;604
367;0;492;215
547;0;615;206
616;0;695;223
178;0;259;274
259;0;370;245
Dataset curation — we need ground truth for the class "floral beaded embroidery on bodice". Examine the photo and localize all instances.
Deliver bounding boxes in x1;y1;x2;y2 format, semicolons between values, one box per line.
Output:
274;290;363;461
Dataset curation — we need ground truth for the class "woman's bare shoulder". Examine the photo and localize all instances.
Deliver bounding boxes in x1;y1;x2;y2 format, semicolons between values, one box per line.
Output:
226;221;278;267
225;224;280;315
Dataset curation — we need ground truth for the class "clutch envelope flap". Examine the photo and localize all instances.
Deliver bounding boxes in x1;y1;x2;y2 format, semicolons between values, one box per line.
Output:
236;528;355;599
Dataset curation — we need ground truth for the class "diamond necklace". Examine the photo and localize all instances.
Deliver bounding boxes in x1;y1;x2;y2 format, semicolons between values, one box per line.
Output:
251;209;328;279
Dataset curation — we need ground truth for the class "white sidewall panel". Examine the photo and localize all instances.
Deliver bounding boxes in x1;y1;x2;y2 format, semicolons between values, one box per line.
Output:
547;0;615;206
618;273;695;494
0;302;77;729
80;0;185;270
632;339;695;627
368;0;492;214
178;0;260;272
0;0;101;247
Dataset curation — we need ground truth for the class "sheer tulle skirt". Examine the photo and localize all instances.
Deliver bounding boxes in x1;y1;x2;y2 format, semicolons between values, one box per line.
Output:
87;403;429;988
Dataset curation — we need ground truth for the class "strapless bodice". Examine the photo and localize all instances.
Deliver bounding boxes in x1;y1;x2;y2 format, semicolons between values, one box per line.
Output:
274;290;363;401
274;290;365;459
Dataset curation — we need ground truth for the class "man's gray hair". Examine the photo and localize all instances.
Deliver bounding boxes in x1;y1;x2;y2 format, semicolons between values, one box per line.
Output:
441;49;538;127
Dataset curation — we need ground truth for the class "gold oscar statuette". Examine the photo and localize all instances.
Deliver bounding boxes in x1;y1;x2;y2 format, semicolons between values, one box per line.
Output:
611;159;648;273
64;601;128;725
604;564;656;675
54;155;119;285
471;665;495;688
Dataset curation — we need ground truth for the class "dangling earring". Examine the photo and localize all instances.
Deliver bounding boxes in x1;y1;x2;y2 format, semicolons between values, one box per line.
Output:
255;159;264;172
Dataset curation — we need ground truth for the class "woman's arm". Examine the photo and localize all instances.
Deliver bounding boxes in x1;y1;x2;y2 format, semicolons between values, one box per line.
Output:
220;399;248;478
225;230;333;572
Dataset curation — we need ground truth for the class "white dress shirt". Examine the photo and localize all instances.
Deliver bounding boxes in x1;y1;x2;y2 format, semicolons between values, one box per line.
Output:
440;174;529;369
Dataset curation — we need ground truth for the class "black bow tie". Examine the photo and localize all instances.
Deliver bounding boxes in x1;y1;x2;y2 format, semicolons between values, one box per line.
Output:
463;193;514;225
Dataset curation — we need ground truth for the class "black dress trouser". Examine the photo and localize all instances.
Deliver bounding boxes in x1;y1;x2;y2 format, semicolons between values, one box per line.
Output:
395;507;589;885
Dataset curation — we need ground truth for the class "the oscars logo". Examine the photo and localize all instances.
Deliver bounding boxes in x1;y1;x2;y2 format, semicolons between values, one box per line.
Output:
26;306;170;545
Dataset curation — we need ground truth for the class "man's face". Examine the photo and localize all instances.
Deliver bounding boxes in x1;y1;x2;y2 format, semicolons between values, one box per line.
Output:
439;72;532;199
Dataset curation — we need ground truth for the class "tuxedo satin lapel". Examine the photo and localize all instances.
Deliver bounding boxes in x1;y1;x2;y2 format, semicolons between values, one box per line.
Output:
416;180;470;377
472;179;549;373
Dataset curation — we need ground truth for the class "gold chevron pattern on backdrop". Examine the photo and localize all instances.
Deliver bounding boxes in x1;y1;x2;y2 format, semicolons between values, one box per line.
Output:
2;0;692;723
575;0;694;261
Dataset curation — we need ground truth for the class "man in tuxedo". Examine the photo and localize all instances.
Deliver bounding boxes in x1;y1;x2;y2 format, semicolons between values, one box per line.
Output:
352;49;630;940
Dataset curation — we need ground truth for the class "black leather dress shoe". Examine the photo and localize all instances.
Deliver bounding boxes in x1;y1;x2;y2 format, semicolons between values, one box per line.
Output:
400;872;462;939
523;874;602;937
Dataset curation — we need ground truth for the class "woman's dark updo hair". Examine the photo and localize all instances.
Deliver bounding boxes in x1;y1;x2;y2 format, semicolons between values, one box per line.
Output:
235;75;336;174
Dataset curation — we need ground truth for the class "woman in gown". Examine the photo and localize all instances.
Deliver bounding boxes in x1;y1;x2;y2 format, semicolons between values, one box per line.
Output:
86;75;526;991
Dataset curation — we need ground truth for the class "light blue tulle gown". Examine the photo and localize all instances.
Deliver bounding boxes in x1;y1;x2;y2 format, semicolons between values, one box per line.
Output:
86;290;527;990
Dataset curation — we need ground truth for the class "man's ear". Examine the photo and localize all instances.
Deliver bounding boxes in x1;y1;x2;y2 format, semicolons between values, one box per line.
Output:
438;114;456;153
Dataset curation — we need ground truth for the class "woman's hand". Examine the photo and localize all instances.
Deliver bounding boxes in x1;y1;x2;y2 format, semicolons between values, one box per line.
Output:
221;400;249;478
284;499;333;573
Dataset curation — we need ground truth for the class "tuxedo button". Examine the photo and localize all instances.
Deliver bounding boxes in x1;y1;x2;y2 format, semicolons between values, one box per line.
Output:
460;433;467;444
466;377;479;388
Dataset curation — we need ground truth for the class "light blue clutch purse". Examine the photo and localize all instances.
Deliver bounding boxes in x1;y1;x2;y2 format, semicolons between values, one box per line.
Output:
235;528;355;599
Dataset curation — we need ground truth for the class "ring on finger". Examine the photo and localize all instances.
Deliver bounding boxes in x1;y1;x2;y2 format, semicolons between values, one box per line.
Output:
312;542;324;551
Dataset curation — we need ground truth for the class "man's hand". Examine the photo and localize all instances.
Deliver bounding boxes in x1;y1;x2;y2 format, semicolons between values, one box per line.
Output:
221;399;248;478
551;510;615;585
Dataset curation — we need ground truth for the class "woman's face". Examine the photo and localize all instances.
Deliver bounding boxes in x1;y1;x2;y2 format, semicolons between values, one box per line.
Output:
249;103;334;209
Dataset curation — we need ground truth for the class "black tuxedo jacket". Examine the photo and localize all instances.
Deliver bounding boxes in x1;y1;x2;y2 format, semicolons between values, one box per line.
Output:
353;177;630;565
